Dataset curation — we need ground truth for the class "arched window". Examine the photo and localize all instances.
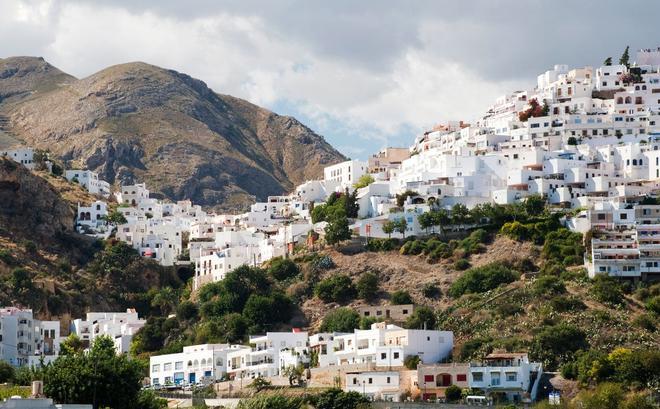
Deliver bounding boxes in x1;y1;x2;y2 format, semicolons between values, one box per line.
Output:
193;359;199;367
633;159;638;166
638;159;643;166
616;97;623;104
201;358;206;366
187;360;193;367
625;96;632;104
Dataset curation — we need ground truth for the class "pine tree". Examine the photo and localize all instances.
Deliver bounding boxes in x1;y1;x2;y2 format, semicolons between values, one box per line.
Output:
619;46;630;67
604;57;612;66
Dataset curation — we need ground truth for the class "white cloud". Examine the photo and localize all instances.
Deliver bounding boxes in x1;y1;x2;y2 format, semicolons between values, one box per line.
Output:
2;1;653;157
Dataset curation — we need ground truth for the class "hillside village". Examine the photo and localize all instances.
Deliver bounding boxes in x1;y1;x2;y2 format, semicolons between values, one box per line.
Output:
0;47;659;408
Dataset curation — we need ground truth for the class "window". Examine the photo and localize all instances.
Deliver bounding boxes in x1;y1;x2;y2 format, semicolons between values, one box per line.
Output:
368;378;373;384
381;353;387;360
387;376;391;384
506;372;517;382
472;372;483;382
424;375;434;382
457;374;467;382
393;352;400;359
152;364;160;373
175;361;183;370
163;363;172;371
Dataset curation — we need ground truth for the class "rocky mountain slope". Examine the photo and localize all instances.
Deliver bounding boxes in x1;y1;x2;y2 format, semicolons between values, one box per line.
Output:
0;158;181;318
0;57;345;211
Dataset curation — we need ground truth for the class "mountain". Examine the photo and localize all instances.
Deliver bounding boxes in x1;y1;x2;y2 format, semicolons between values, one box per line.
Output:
0;57;345;210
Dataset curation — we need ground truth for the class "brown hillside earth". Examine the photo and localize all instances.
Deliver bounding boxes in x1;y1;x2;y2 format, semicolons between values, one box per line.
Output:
0;57;345;211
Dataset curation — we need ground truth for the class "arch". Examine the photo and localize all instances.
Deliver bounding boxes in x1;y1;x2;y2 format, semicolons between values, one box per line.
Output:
216;358;223;366
201;358;206;366
638;159;643;166
187;360;193;367
193;359;199;367
411;197;425;204
642;85;647;90
632;159;638;166
436;373;452;387
625;96;632;104
616;97;623;104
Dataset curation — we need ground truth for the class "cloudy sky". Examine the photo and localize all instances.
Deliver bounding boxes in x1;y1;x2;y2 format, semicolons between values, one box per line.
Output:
1;0;658;158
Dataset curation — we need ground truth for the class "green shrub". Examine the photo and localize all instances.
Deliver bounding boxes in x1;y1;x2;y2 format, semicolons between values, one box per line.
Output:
542;229;584;265
449;262;519;298
532;276;566;296
315;275;357;303
550;295;586;312
390;290;413;305
356;272;379;301
453;258;470;270
633;313;656;332
404;355;421;369
0;249;14;265
366;238;400;252
405;306;436;329
445;385;462;402
496;301;523;318
237;393;305;409
314;388;370;409
645;295;660;314
591;275;625;305
427;242;453;262
531;323;588;370
459;337;492;361
268;257;300;281
320;308;360;333
21;240;37;252
422;283;441;299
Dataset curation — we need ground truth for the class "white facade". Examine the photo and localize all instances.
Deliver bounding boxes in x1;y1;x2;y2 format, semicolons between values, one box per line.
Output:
345;371;401;402
64;170;110;197
1;148;34;169
0;307;60;367
76;201;108;234
70;309;145;354
150;344;250;386
227;331;309;379
324;160;368;189
331;323;453;368
469;352;542;403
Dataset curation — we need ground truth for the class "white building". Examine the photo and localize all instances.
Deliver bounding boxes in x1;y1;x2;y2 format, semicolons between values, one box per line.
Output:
0;148;34;169
324;160;368;189
0;307;60;367
345;371;401;402
150;344;250;386
226;330;309;379
70;309;145;354
469;352;543;404
75;201;108;234
331;323;453;368
115;183;150;206
64;170;110;197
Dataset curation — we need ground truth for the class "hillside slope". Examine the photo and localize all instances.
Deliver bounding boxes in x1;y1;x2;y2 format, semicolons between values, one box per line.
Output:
0;158;182;318
0;57;345;211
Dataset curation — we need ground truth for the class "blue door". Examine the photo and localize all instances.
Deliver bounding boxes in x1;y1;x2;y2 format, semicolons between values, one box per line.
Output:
189;373;196;384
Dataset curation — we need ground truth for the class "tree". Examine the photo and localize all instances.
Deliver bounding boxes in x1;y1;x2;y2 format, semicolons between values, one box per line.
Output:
404;355;421;369
151;286;178;315
282;363;305;386
619;46;630;67
524;194;545;216
449;262;519;298
451;203;470;229
604;57;612;66
445;385;462;402
268;257;300;281
320;308;360;332
315;275;357;303
591;275;624;305
324;208;351;245
0;361;14;383
249;376;272;392
353;174;375;189
432;209;450;236
405;306;436;330
418;212;433;234
390;290;413;305
531;323;588;370
315;388;370;409
176;300;198;321
395;217;407;238
44;336;160;409
567;136;578;146
382;220;395;238
60;334;85;356
104;209;128;226
356;272;379;301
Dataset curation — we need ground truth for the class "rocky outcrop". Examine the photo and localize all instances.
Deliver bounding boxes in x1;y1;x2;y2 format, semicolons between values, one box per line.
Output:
0;158;74;242
0;58;345;211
